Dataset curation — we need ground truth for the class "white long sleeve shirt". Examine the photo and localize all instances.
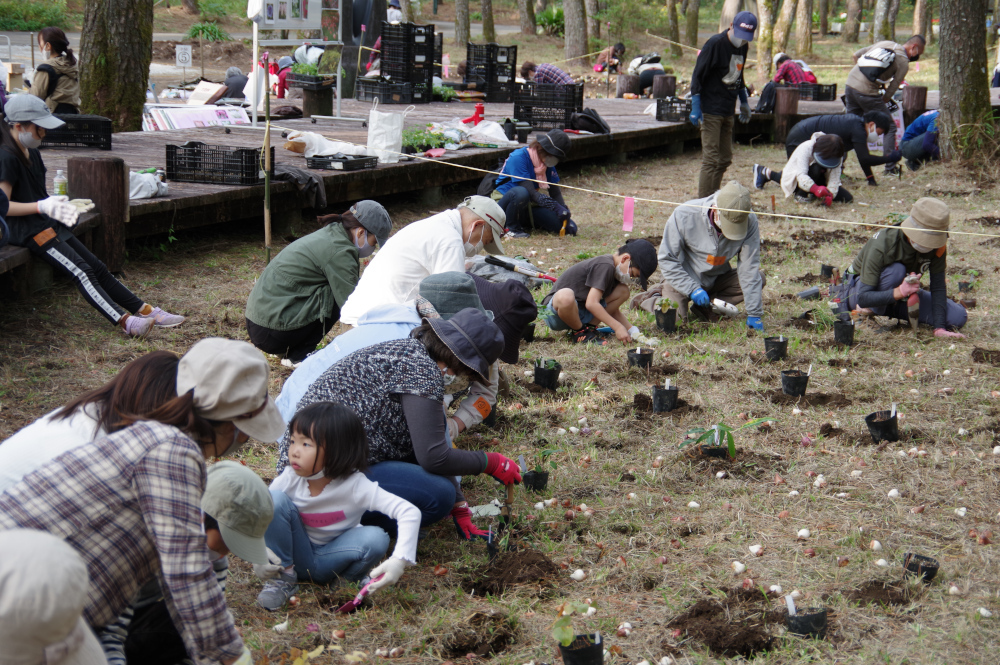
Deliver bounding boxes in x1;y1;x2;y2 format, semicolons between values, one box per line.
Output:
269;467;421;563
339;210;468;325
780;132;843;199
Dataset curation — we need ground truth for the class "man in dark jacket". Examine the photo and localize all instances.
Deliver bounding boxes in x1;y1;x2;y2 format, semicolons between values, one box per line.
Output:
689;11;757;198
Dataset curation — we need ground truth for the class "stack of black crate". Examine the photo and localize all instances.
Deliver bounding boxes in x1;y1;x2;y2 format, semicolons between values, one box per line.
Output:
463;43;517;103
380;21;436;104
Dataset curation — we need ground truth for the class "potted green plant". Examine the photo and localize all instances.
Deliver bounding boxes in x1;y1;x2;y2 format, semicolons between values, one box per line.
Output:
533;358;562;390
681;418;771;459
523;449;556;491
401;126;446;154
654;297;678;333
552;601;602;665
287;62;336;90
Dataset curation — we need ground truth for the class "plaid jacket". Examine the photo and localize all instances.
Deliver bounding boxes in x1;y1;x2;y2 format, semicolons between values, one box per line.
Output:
0;421;243;664
535;63;574;85
773;60;811;85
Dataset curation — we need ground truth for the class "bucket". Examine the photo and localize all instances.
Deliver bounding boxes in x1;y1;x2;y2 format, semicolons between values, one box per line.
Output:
864;410;899;443
655;308;677;333
787;608;828;638
627;348;654;369
820;264;834;278
833;320;855;346
781;369;809;397
903;552;939;582
534;360;561;390
521;470;549;491
558;634;603;665
764;336;788;361
503;119;515;140
652;386;679;412
522;322;535;342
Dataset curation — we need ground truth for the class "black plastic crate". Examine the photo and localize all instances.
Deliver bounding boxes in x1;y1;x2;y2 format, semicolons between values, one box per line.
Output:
434;33;443;77
513;104;575;129
306;155;379;170
513;82;584;110
485;83;514;103
355;78;413;104
813;83;837;101
655;96;692;122
286;72;336;90
466;43;517;68
411;84;432;103
381;21;414;42
41;115;112;150
165;142;273;186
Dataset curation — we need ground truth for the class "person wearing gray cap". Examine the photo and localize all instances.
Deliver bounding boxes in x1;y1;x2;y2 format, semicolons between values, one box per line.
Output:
246;200;393;362
339;195;505;326
0;338;285;665
276;55;296;98
484;128;576;237
275;308;520;542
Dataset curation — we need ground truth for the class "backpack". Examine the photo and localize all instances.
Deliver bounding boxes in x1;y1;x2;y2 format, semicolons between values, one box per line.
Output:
477;156;511;197
755;81;776;113
36;64;63;98
857;46;896;83
570;108;611;134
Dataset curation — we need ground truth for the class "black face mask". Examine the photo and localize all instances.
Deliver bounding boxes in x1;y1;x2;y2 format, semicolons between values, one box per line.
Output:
909;53;920;62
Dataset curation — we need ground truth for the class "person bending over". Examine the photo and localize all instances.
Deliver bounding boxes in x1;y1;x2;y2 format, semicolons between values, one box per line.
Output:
521;61;574;85
900;109;939;172
772;53;817;85
753;133;851;205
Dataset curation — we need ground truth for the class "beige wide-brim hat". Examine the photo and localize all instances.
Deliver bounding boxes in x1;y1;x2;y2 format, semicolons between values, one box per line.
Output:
900;196;950;249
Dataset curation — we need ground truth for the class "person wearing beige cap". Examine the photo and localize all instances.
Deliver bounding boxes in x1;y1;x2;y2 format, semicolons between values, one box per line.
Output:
339;195;506;326
656;181;766;330
0;338;285;665
835;197;967;337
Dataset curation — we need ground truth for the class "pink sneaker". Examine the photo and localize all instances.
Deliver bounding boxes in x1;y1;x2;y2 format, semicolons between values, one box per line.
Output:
123;315;155;337
142;307;186;327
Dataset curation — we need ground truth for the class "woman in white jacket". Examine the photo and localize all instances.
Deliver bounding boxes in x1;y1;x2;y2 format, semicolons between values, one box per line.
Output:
756;132;851;205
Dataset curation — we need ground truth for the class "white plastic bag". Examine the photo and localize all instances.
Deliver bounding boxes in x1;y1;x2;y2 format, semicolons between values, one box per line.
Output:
129;172;168;200
367;100;413;164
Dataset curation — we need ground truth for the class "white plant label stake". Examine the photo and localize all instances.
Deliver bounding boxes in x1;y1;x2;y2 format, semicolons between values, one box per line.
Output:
785;595;797;616
891;402;897;417
665;378;671;390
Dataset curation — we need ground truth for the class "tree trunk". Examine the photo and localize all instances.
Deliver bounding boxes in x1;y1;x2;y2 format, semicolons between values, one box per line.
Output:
482;0;495;41
401;0;414;22
757;0;776;84
912;0;928;37
564;0;589;63
456;0;470;49
926;0;935;44
80;0;153;132
938;0;991;159
535;0;549;15
518;0;536;34
718;0;743;33
667;0;684;56
773;0;798;53
685;0;701;47
842;0;861;42
586;0;600;39
871;0;891;42
795;0;813;55
819;0;829;35
181;0;198;14
886;0;900;39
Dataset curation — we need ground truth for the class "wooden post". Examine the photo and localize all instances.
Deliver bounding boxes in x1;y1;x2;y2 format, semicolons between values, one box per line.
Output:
774;87;800;143
651;75;677;99
66;157;128;273
301;88;334;118
616;74;640;98
902;85;928;125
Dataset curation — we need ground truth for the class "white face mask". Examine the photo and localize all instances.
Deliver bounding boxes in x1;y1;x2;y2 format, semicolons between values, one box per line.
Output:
728;31;747;48
909;239;934;254
464;224;484;257
616;259;636;285
543;155;559;168
17;129;41;150
867;125;880;144
354;229;375;257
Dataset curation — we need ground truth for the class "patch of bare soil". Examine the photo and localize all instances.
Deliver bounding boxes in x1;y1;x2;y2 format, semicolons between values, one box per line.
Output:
827;358;858;367
819;422;844;437
514;377;559;395
791;272;824;284
967;215;1000;226
759;390;852;408
665;587;777;658
152;40;253;63
460;550;561;597
607;363;682;382
843;580;911;606
442;611;517;657
622;393;701;418
695;451;787;480
972;347;1000;367
316;586;372;611
789;229;868;249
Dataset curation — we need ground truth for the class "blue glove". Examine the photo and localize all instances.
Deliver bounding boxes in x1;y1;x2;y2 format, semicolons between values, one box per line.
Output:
690;287;710;307
747;316;764;331
738;88;751;124
689;94;703;127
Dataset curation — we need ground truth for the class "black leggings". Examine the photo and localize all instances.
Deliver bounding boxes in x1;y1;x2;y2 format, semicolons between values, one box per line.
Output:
246;306;339;362
32;234;142;324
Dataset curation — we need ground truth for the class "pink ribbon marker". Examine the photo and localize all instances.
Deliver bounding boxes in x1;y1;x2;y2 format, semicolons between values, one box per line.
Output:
622;197;635;232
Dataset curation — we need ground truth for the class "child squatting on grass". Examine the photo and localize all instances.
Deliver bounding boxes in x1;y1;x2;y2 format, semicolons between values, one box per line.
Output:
258;401;422;611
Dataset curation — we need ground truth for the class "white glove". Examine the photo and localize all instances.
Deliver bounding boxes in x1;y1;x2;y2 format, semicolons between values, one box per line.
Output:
252;547;283;580
232;647;253;665
367;558;408;593
68;198;95;212
446;416;460;442
37;196;80;227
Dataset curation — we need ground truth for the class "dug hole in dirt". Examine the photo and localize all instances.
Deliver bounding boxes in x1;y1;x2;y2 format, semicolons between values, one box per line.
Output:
759;389;852;408
841;580;912;607
665;587;787;658
441;611;518;658
460;549;561;597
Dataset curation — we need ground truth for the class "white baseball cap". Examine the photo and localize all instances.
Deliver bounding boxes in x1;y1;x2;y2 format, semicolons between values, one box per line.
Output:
458;195;506;255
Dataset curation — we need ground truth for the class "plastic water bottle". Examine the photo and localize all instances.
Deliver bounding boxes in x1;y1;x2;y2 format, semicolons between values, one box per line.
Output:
53;169;68;196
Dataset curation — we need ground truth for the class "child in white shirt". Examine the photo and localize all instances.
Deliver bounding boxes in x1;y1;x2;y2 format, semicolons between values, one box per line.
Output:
257;401;421;611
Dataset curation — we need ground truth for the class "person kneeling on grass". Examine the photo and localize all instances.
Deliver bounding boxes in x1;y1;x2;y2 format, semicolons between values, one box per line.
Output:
753;133;850;206
900;109;939;172
655;181;766;330
540;239;657;345
832;197;967;338
259;401;422;611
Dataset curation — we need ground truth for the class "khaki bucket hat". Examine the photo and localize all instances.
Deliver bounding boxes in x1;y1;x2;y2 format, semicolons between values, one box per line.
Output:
900;197;950;249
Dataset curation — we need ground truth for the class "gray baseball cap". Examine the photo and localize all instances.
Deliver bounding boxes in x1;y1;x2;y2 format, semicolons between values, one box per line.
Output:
350;200;392;248
203;461;274;565
2;94;65;130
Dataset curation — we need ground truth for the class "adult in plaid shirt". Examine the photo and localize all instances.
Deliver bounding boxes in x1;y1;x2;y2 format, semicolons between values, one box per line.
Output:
521;61;574;85
0;338;286;665
772;54;816;85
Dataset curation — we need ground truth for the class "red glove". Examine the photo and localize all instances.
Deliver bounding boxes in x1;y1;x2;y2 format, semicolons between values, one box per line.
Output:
484;452;522;485
934;328;966;339
809;184;833;206
451;504;489;540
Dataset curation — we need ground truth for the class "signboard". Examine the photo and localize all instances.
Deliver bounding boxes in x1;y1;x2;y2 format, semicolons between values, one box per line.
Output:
175;44;193;68
262;0;324;31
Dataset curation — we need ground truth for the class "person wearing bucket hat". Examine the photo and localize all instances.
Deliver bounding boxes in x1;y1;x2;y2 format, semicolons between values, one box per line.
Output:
339;196;504;325
487;128;577;237
387;0;403;22
0;338;283;665
655;181;766;330
0;98;186;337
275;308;517;542
246;201;393;363
758;133;851;206
834;197;967;337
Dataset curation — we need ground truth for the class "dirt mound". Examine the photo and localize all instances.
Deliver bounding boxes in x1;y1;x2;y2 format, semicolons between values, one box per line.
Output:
442;611;517;657
972;347;1000;367
827;358;857;367
790;229;867;249
666;588;776;658
761;390;852;408
819;422;844;437
316;586;372;611
843;580;911;606
967;215;1000;226
460;550;560;597
791;272;824;284
152;40;253;63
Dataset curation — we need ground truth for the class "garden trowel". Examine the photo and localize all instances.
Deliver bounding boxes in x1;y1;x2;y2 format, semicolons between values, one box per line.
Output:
336;574;385;613
905;274;921;331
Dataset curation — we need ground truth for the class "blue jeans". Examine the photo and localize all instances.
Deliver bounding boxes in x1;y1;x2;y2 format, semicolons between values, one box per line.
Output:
871;263;967;328
360;461;455;536
266;490;389;584
541;299;605;331
497;186;563;233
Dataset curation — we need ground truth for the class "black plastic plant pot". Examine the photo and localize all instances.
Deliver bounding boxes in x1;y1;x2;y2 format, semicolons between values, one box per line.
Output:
781;370;809;397
522;322;536;342
903;552;939;582
522;470;549;491
534;361;561;390
652;386;679;412
517;127;531;143
627;348;654;369
696;443;730;458
833;320;855;346
864;410;899;443
558;634;603;665
787;608;828;638
503;119;516;140
764;336;788;361
820;264;835;278
797;286;820;300
655;308;677;333
959;281;971;292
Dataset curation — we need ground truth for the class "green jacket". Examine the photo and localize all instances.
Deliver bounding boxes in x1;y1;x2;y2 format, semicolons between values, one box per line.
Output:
245;224;360;331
